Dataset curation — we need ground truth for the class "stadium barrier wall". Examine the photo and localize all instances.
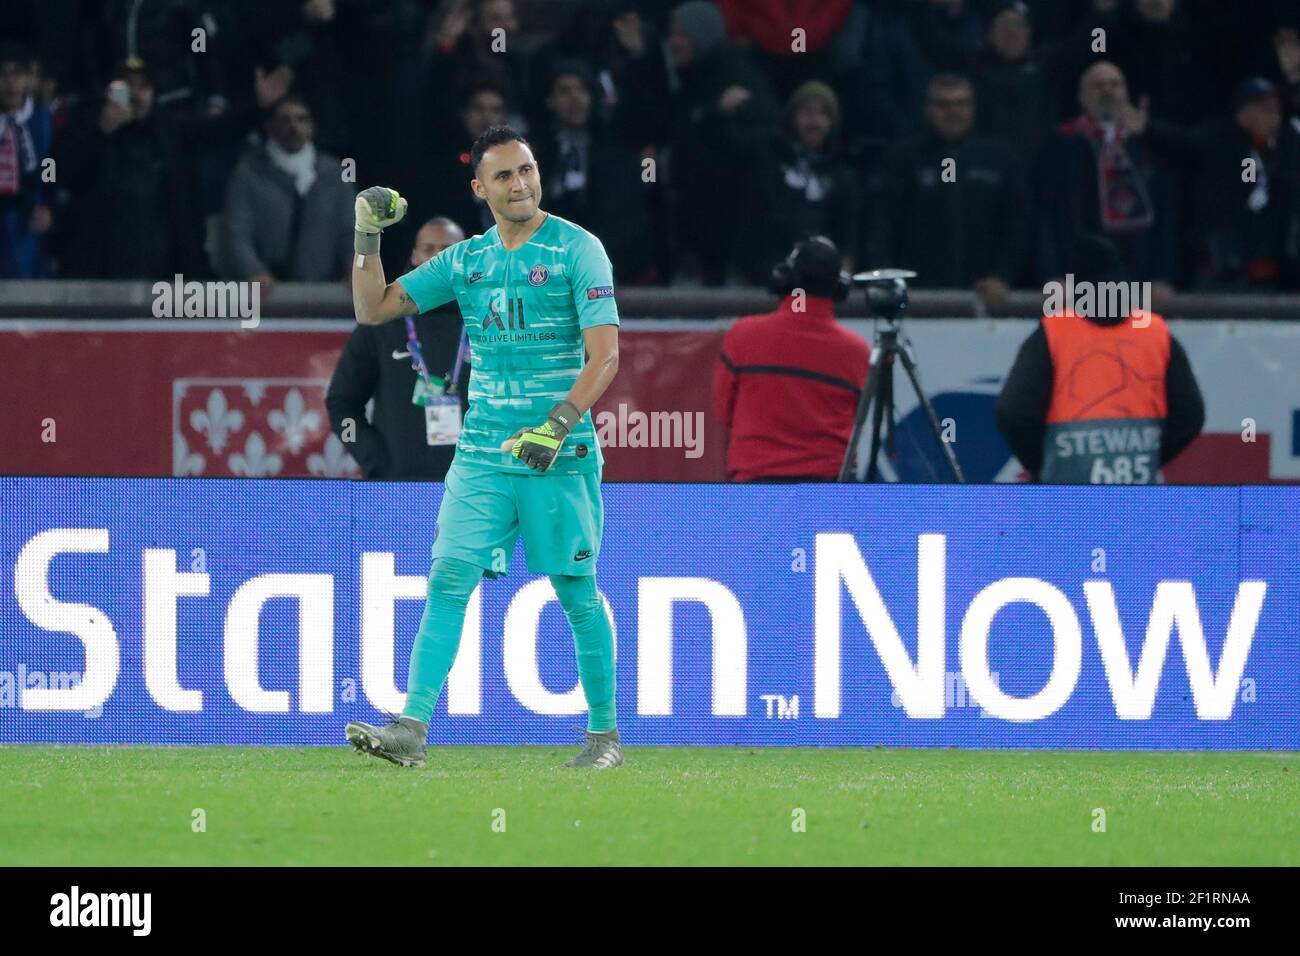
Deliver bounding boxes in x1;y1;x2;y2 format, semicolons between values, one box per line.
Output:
4;279;1300;319
3;477;1297;748
2;318;1298;482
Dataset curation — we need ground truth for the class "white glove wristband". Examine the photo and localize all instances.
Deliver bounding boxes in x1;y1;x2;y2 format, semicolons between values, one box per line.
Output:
354;229;381;255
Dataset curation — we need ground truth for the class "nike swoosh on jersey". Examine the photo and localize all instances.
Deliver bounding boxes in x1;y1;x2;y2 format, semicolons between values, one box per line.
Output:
392;350;411;359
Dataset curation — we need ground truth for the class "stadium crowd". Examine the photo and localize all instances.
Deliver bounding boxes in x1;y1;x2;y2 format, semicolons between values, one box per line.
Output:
3;0;1300;297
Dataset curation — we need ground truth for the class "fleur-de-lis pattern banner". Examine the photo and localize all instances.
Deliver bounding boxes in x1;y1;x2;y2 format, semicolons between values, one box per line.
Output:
0;322;1296;481
174;379;360;478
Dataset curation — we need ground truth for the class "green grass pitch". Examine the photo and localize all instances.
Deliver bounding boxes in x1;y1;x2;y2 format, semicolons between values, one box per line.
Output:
2;746;1296;866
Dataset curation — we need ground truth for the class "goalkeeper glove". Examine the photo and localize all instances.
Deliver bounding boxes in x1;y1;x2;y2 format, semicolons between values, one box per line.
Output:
501;401;582;472
354;186;408;255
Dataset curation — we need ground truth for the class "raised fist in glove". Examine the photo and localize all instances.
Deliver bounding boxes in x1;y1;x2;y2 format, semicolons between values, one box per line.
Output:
354;186;407;254
500;401;582;472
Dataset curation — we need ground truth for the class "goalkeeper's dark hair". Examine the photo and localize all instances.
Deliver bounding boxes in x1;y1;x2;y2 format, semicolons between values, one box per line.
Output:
471;126;531;173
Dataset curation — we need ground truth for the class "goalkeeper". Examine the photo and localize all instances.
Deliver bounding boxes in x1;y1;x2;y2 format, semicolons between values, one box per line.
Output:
344;126;622;770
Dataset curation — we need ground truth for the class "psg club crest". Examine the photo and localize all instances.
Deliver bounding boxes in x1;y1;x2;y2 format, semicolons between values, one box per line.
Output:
528;264;549;286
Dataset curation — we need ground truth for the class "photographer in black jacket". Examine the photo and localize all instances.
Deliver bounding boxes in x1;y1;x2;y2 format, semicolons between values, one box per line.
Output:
327;217;471;480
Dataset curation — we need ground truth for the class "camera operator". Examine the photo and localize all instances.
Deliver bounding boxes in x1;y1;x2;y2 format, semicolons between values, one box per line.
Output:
713;235;869;481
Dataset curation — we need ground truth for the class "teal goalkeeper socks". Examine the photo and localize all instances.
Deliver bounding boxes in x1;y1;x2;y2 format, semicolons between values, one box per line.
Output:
401;561;615;732
401;557;483;725
552;574;617;733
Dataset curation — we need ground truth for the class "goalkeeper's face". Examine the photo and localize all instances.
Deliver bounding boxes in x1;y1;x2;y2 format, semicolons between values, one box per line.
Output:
472;140;544;225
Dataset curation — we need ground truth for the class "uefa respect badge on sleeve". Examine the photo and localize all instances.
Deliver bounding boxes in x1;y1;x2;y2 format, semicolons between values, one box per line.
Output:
424;396;461;446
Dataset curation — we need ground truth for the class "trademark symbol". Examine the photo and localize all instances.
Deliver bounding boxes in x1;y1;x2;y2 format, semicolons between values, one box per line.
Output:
759;693;799;719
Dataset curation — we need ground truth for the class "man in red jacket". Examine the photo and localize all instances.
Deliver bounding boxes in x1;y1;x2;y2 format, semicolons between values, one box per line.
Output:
713;236;870;481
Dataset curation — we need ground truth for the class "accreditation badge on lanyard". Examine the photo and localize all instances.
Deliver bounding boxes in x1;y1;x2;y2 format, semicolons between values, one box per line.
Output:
405;317;464;446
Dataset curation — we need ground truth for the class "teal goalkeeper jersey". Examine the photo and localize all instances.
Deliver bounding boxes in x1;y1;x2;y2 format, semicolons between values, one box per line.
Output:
395;212;620;475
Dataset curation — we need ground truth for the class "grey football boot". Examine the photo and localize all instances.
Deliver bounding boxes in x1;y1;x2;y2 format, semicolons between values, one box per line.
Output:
564;729;623;769
345;714;428;768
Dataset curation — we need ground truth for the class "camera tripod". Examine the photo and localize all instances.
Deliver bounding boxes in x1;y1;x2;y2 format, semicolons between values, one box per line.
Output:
837;271;965;483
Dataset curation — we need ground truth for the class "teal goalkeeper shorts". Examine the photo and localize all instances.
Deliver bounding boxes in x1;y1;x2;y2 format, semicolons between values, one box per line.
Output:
431;456;604;577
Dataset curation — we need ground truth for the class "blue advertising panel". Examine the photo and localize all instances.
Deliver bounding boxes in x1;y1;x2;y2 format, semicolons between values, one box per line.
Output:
1;478;1296;748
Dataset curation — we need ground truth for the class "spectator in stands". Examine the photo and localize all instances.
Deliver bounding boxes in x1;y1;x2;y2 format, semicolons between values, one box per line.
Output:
9;0;1300;298
30;55;64;117
848;0;934;147
424;0;533;140
80;0;227;112
1107;0;1210;129
911;0;988;71
1274;27;1300;119
969;2;1056;162
1015;0;1118;48
0;45;53;278
386;78;506;275
1035;61;1176;294
220;94;354;286
239;0;350;157
528;1;671;152
981;1;1126;131
1098;0;1220;288
530;59;655;283
866;74;1029;306
56;58;292;280
736;81;858;286
995;234;1204;483
527;2;673;280
324;0;436;195
1192;78;1300;290
6;1;81;104
714;0;854;99
666;0;780;285
851;0;987;149
713;236;869;481
327;217;471;481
